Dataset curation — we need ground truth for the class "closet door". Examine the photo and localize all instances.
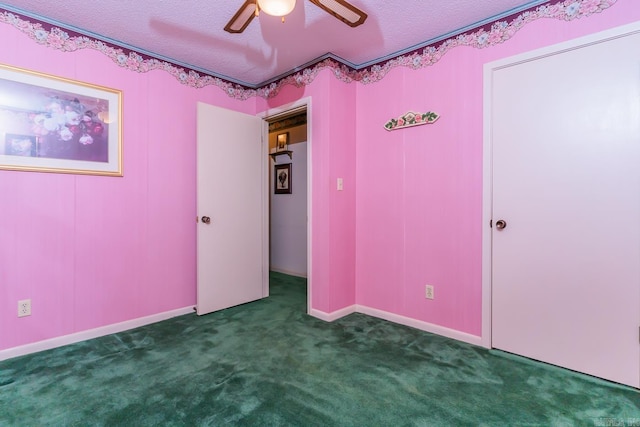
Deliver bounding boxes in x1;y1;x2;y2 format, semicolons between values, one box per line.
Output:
491;30;640;387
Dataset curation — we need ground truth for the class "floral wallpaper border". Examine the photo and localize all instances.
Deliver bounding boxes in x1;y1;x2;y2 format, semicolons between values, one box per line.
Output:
0;0;616;100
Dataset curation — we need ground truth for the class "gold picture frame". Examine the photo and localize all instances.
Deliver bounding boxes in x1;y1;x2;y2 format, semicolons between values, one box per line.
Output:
0;63;123;176
276;132;289;152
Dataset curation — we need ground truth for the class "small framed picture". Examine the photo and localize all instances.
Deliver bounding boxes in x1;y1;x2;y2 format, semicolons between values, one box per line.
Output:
274;163;291;194
276;132;289;152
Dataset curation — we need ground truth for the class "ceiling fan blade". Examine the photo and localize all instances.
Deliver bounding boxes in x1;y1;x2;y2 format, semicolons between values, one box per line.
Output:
224;0;258;34
308;0;367;27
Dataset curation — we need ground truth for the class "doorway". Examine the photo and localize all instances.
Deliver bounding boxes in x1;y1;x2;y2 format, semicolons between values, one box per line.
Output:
262;101;311;313
482;23;640;388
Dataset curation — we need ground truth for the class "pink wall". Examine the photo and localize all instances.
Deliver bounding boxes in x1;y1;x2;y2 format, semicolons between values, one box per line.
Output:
327;76;357;311
1;1;638;353
354;1;640;336
257;72;357;314
0;23;255;351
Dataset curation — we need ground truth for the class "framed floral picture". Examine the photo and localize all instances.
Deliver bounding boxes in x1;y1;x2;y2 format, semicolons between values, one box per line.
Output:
0;63;122;176
274;163;291;194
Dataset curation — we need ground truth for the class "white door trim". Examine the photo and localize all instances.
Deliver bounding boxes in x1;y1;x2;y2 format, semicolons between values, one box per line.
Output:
258;97;312;314
481;21;640;348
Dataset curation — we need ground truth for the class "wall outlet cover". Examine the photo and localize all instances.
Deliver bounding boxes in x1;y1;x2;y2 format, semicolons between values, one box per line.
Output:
18;299;31;317
425;285;434;300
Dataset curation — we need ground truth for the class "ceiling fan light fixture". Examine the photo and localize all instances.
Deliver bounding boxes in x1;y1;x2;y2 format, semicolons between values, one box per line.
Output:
226;0;366;34
257;0;296;17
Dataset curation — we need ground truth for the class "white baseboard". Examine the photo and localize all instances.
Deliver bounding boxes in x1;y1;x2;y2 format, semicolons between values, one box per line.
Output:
356;305;483;347
270;267;307;278
310;303;482;347
2;303;482;361
0;306;194;361
309;305;356;322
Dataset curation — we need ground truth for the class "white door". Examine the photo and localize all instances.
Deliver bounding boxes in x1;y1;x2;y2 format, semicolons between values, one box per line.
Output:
196;102;268;315
490;29;640;387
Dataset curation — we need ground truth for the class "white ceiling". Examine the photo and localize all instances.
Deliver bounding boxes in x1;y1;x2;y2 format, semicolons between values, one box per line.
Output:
0;0;548;87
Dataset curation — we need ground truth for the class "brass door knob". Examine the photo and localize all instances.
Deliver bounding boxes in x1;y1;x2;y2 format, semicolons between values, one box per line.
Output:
495;219;507;230
201;216;211;224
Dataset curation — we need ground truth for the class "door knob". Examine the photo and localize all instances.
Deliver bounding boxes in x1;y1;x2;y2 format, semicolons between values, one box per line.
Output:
201;216;211;224
495;219;507;230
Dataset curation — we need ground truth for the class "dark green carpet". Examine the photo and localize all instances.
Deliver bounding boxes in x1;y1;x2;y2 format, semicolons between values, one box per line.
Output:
1;272;638;426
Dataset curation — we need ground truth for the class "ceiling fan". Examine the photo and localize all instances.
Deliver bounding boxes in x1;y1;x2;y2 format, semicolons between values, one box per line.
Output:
224;0;367;34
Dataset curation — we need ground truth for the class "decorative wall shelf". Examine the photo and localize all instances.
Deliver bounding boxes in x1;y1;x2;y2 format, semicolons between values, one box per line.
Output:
270;150;292;161
384;111;440;131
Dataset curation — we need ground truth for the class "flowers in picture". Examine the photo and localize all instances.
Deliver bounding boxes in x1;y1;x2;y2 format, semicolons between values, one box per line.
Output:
30;96;108;161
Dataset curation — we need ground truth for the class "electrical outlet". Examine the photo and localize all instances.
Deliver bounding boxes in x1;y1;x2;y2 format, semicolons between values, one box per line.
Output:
18;299;31;317
425;285;434;300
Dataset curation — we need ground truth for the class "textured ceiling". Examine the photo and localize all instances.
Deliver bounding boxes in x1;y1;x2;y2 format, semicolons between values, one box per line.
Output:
0;0;548;87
